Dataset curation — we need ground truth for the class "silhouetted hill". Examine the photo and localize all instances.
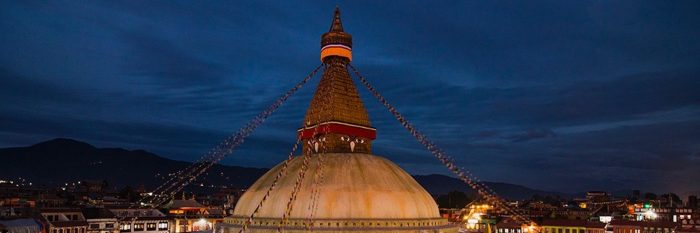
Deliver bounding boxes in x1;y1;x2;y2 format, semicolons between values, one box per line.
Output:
414;174;571;200
1;138;567;199
0;138;267;189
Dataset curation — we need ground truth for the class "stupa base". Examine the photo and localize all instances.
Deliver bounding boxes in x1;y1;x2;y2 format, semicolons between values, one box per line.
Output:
218;216;458;233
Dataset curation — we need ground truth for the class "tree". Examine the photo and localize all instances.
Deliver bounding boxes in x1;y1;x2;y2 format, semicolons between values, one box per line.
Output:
661;193;682;206
644;192;657;200
101;180;109;191
436;191;471;208
119;186;140;202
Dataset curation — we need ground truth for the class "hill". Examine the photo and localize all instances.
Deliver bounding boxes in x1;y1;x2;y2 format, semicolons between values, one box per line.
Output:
0;138;565;200
0;138;267;189
413;174;571;200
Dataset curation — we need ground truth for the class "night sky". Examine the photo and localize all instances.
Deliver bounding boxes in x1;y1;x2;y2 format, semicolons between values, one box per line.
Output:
1;1;699;195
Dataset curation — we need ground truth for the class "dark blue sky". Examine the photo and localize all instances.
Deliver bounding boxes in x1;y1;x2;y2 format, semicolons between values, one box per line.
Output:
1;1;699;194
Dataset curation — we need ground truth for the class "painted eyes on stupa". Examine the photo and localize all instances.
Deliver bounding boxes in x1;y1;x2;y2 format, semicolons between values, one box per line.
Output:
340;136;365;143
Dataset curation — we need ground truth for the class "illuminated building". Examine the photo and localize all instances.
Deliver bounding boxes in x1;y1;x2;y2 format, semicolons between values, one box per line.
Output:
82;208;119;233
163;198;224;233
39;208;88;233
107;208;170;233
539;219;605;233
609;220;679;233
462;203;497;233
495;218;526;233
219;7;457;233
633;204;694;223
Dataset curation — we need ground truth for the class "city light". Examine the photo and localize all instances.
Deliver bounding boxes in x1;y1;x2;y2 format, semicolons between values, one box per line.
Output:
197;218;208;226
644;210;658;220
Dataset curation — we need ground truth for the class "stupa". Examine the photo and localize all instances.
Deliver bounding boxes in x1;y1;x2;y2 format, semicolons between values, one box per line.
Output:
219;8;458;233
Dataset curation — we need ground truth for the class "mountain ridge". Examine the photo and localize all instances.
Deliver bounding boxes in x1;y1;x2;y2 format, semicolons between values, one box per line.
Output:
1;138;568;200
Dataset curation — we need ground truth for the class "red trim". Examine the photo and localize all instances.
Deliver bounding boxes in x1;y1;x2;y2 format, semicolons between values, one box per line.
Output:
298;122;376;140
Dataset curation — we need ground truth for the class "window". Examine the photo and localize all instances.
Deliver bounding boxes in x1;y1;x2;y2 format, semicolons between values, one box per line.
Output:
105;224;114;229
66;228;72;233
158;222;168;230
146;223;156;231
134;223;144;231
120;224;131;232
90;224;99;229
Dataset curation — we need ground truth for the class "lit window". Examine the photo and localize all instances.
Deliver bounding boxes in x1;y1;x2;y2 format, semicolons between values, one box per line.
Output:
146;223;156;231
120;224;131;232
158;222;168;230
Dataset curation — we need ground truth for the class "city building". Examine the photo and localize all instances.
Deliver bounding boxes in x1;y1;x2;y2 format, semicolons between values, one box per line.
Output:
633;205;694;223
107;208;170;233
462;202;497;233
540;219;606;233
40;208;88;233
163;198;224;233
0;218;42;233
495;218;525;233
82;208;118;233
609;220;679;233
587;192;611;204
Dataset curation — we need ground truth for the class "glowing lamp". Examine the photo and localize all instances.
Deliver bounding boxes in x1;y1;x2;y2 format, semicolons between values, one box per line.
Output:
197;218;207;226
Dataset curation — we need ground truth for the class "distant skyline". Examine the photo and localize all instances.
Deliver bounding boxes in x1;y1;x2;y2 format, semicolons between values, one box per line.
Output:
1;1;699;194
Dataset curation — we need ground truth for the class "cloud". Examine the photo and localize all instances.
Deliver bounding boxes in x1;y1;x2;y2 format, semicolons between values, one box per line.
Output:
1;0;699;194
507;128;556;142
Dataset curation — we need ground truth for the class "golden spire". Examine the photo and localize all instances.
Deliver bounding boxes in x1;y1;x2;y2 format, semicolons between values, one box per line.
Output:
298;8;375;154
329;7;344;32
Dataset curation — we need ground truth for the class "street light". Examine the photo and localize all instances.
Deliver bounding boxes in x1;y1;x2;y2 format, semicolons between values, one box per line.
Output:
644;210;658;220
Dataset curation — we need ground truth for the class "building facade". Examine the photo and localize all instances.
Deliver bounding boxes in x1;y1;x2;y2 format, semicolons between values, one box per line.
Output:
40;208;88;233
540;219;606;233
610;220;679;233
108;208;170;233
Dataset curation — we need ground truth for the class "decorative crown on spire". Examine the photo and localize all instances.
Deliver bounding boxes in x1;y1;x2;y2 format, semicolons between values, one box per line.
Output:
320;7;352;61
329;7;344;32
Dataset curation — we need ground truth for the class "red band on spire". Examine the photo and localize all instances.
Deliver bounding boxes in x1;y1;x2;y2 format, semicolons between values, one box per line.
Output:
297;122;376;140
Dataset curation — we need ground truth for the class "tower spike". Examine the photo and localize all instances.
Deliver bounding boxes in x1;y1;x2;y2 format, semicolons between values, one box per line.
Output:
329;7;344;32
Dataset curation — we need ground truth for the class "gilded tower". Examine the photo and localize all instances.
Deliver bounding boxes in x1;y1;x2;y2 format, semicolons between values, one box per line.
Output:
220;8;457;233
299;8;375;154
